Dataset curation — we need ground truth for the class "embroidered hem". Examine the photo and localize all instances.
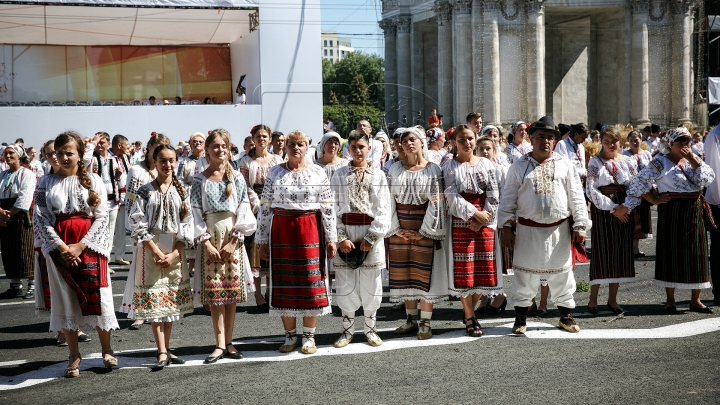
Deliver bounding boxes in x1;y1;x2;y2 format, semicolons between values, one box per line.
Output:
269;306;332;318
449;287;503;298
49;314;119;333
512;265;572;275
589;277;636;286
389;295;448;303
652;280;712;290
80;237;111;258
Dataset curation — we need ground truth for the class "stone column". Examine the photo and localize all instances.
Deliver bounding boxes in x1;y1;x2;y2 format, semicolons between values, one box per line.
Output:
671;2;693;126
380;19;398;126
482;1;501;125
471;0;483;114
411;24;425;122
434;1;454;127
630;1;650;127
394;15;412;127
525;1;546;121
453;0;473;124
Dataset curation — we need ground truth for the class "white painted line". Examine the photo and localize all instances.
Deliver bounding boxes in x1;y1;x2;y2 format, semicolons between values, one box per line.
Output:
2;317;719;391
0;294;124;306
0;360;27;367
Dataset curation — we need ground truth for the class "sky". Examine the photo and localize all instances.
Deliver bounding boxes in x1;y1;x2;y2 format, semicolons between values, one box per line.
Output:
320;0;383;57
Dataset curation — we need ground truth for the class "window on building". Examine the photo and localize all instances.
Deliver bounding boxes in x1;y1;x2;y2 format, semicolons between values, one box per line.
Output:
330;40;333;47
324;40;327;47
341;51;345;56
330;58;333;63
324;49;327;56
330;50;333;56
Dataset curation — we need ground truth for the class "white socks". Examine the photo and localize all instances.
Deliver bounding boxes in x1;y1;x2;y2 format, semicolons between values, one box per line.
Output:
302;326;316;347
284;329;297;346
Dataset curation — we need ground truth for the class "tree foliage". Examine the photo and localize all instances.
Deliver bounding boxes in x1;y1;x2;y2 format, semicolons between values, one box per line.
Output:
322;52;384;110
323;104;382;138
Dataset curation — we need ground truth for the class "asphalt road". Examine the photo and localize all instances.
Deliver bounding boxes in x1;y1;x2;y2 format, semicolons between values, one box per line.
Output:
1;211;719;404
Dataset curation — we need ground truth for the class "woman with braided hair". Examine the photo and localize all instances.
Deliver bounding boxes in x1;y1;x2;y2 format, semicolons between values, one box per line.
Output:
119;133;172;329
33;131;119;378
191;128;256;363
128;144;194;370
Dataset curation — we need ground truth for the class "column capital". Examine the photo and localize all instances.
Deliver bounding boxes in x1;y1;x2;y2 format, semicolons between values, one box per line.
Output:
381;0;399;12
393;15;412;33
499;0;522;20
629;0;649;13
524;0;546;13
479;0;500;12
379;19;397;37
454;0;472;14
433;0;453;25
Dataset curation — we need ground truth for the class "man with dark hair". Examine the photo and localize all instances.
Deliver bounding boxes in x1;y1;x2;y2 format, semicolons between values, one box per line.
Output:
14;138;24;147
148;96;156;106
466;112;483;134
110;134;131;265
499;116;591;335
271;131;286;159
647;124;661;154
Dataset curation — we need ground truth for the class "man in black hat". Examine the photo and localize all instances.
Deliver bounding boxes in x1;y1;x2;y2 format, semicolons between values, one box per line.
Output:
498;116;591;334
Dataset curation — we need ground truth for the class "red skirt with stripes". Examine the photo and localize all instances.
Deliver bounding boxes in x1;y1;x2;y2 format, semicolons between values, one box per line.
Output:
452;193;497;289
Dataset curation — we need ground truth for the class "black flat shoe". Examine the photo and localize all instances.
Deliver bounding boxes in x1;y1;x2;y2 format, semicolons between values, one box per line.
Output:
689;305;713;314
22;289;35;300
77;333;92;342
152;352;169;371
256;302;269;313
607;302;624;315
204;347;226;364
537;309;548;317
663;305;678;314
587;305;599;314
486;297;507;314
168;350;185;364
225;343;243;359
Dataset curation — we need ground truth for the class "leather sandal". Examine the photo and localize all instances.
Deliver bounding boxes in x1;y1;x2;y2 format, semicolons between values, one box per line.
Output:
102;350;118;368
64;355;81;378
204;346;226;364
464;317;483;337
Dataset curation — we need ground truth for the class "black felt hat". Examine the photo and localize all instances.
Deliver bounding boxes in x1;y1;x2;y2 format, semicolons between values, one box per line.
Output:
338;245;369;270
529;116;560;137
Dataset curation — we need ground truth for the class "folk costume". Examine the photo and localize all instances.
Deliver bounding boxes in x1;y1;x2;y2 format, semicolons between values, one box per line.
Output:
314;132;349;181
497;116;591;334
622;149;654;238
0;162;36;297
175;153;203;267
127;182;194;321
626;129;715;290
33;174;119;332
443;157;503;298
86;152;121;262
256;164;337;317
554;136;587;180
330;163;391;347
704;125;720;303
190;170;256;306
503;142;532;164
585;155;637;285
236;153;285;279
119;163;155;315
110;151;131;263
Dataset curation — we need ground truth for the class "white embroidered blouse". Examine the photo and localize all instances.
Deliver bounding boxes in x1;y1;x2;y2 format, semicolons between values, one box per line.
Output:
0;167;36;211
314;158;349;185
497;153;591;231
128;182;194;247
386;161;446;240
585;155;638;212
442;158;499;227
622;149;653;171
554;137;587;178
236;153;285;215
124;164;155;230
625;155;716;209
190;170;256;243
330;165;391;246
256;164;337;244
504;142;533;164
33;174;110;257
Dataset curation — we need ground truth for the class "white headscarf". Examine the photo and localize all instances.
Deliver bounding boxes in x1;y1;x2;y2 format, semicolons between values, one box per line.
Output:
316;131;343;159
4;144;26;159
374;131;391;156
400;125;429;161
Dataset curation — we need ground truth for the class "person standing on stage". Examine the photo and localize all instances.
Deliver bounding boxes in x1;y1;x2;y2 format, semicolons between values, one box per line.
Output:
498;116;591;334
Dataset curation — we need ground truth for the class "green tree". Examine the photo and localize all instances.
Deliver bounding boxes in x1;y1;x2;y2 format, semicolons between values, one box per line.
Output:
328;90;339;105
323;52;384;110
348;72;369;105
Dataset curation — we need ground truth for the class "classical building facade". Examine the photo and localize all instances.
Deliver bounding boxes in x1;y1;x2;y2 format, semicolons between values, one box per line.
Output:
380;0;697;128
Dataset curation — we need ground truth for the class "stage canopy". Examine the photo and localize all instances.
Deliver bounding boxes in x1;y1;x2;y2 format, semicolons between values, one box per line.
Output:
0;1;258;45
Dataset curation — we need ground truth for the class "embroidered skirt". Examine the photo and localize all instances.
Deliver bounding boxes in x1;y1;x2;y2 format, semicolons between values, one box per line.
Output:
198;211;247;306
47;213;118;332
654;195;711;289
589;188;635;285
447;194;501;297
388;203;448;303
0;198;34;279
268;208;331;317
132;234;193;321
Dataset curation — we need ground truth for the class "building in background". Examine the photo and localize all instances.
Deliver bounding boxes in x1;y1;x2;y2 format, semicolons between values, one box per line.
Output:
380;0;699;129
321;30;355;64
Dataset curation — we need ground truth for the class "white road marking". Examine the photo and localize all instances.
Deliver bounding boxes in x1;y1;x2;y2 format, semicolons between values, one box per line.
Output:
0;294;123;307
1;317;718;391
0;360;27;367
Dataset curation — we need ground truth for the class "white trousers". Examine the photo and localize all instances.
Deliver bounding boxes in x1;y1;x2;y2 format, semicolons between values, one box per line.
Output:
335;268;382;313
107;205;118;257
511;270;576;309
112;205;127;261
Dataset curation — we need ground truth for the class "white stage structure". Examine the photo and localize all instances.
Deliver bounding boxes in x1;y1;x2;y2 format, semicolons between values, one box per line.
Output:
0;0;322;148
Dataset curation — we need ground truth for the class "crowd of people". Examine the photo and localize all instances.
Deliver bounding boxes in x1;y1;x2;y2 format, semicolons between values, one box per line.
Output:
0;111;718;378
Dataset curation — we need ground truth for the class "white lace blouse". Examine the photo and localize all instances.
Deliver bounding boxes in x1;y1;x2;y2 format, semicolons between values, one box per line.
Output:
124;164;155;230
314;158;349;185
443;158;499;227
622;149;652;171
236;153;285;215
190;170;256;243
331;165;391;246
504;142;533;164
0;167;36;211
256;164;337;244
625;155;716;209
585;155;638;212
33;174;110;257
128;182;194;247
386;161;446;240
